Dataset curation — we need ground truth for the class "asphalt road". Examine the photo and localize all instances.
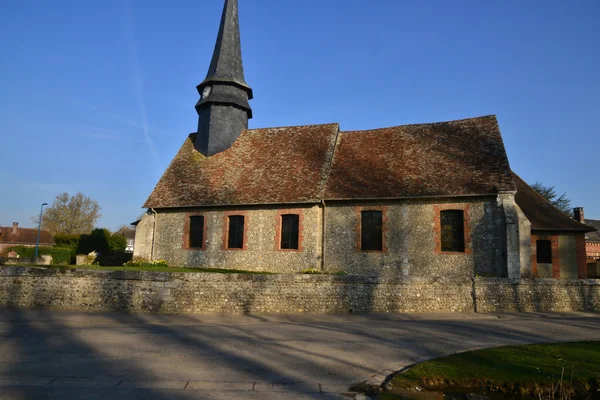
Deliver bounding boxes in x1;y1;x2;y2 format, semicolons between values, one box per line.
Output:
1;309;599;399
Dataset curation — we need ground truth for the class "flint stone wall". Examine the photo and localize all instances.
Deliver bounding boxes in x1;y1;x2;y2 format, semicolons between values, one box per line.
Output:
324;198;506;278
152;205;322;273
1;267;599;314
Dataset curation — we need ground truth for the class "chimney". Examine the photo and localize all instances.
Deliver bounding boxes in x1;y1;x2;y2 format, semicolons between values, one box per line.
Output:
573;207;584;223
12;222;18;235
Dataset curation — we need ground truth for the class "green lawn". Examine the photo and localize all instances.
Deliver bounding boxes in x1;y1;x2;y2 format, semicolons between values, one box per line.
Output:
21;264;272;274
390;341;600;397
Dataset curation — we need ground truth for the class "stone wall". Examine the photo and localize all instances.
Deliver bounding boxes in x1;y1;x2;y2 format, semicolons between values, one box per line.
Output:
323;197;506;278
151;205;322;273
133;212;155;260
1;266;599;314
475;278;600;312
531;233;587;279
140;197;511;278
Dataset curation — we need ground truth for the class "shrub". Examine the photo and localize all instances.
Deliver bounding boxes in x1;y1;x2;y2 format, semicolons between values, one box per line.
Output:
53;234;81;264
108;234;127;252
7;245;72;264
78;228;111;254
0;256;6;266
96;251;132;267
300;268;324;274
123;259;168;268
53;234;81;249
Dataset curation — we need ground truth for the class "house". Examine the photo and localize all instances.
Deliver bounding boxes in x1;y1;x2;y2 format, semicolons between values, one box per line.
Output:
578;214;600;261
512;176;596;279
572;209;600;277
113;226;136;253
0;222;54;252
134;0;595;279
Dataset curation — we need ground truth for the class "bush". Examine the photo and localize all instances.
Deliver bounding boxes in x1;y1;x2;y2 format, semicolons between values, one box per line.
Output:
53;234;81;249
7;245;72;264
108;234;127;252
300;268;324;274
53;234;81;264
95;251;132;266
0;256;6;266
124;259;168;268
78;228;111;254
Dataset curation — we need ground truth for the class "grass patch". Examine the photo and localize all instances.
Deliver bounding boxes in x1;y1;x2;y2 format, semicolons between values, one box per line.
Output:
390;341;600;397
20;264;272;274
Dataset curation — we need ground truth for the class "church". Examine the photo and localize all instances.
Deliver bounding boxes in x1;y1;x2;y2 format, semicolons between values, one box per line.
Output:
134;0;595;279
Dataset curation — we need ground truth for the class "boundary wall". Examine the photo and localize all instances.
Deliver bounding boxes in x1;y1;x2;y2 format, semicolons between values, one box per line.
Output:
1;267;599;314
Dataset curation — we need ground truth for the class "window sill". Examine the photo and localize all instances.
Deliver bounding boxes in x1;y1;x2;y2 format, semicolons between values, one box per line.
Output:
277;248;304;253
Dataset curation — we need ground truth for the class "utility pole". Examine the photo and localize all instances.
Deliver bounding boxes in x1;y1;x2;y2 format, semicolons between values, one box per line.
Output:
34;202;48;258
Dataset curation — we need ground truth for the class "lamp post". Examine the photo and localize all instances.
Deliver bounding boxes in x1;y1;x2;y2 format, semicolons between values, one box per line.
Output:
34;202;48;259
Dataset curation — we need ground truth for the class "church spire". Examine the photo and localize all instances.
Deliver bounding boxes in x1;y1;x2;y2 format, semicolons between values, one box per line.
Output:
194;0;253;156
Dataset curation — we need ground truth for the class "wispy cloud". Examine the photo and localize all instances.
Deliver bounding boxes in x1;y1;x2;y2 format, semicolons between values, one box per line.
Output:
39;94;144;129
0;169;72;195
125;2;161;171
18;45;109;72
78;125;145;142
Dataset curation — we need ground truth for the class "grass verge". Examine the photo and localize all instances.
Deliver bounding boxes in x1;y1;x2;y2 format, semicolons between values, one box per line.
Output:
390;341;600;397
19;264;272;274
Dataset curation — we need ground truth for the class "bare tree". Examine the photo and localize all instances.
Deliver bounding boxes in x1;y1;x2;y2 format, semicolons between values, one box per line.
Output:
33;192;102;235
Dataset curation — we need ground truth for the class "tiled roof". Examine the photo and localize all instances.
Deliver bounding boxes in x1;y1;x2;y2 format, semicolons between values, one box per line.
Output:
585;219;600;242
145;124;340;207
325;115;515;199
145;115;516;208
513;172;596;233
0;226;54;246
114;226;136;240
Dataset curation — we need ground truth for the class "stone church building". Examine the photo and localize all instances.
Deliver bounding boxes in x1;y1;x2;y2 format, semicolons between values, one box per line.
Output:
134;0;595;279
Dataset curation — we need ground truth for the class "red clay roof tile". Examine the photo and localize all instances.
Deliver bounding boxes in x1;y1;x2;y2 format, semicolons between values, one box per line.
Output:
145;123;340;207
512;172;596;232
145;115;516;208
325;115;515;199
0;226;54;246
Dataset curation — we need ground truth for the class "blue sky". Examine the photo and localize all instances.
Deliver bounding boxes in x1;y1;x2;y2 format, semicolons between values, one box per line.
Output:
1;0;599;230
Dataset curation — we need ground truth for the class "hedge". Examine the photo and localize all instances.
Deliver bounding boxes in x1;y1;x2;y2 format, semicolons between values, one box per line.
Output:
53;234;81;264
54;230;126;263
7;245;72;264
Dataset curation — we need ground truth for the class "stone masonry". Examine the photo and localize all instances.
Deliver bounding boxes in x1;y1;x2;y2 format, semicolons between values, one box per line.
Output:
323;197;507;278
2;266;599;314
136;196;524;278
150;205;322;273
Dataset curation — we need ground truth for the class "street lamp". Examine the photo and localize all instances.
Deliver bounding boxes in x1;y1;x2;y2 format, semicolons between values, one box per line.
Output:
34;202;48;259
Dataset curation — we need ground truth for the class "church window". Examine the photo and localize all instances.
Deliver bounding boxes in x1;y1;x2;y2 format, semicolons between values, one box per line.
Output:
227;215;245;249
361;210;383;251
440;210;465;252
536;240;552;264
280;214;300;250
188;216;205;249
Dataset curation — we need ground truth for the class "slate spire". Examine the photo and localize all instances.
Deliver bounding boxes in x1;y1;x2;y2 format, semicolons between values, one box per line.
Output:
194;0;253;156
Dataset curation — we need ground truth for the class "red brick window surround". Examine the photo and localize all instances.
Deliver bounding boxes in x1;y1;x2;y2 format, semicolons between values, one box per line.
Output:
274;209;304;252
536;239;552;264
531;234;560;278
355;206;388;253
223;211;248;250
182;213;207;250
434;204;472;254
